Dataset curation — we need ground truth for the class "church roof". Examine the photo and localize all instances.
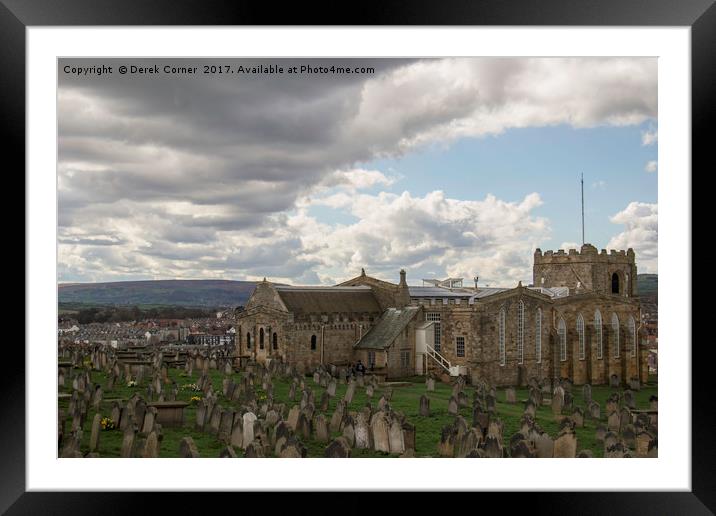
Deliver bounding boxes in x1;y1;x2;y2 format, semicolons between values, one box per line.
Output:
354;307;420;350
274;285;381;315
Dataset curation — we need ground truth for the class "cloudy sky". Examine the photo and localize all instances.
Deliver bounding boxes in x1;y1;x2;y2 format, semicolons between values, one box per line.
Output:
58;57;657;286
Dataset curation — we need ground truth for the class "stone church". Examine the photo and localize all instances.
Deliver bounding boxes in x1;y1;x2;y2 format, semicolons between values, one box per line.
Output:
235;243;648;387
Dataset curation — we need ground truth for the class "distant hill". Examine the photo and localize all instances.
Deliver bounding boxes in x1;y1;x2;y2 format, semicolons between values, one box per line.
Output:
637;274;658;297
58;279;258;308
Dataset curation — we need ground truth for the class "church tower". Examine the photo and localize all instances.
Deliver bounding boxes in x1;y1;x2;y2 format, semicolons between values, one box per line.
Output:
533;243;637;297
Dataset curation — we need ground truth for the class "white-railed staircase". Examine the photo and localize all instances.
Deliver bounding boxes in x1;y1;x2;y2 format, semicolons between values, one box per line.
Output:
426;344;461;376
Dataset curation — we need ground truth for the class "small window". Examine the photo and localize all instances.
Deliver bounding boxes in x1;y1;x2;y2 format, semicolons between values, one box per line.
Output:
259;328;265;350
310;334;317;351
456;336;465;358
611;273;620;294
400;351;410;368
272;332;278;350
246;333;251;350
368;351;376;369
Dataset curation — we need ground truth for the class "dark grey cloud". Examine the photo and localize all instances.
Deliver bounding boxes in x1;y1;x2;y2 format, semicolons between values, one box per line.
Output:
58;57;657;283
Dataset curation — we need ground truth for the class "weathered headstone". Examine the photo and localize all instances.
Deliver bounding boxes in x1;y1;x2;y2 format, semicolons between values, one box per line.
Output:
419;395;430;417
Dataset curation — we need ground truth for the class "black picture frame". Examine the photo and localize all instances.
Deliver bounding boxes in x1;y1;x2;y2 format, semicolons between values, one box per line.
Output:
6;0;710;513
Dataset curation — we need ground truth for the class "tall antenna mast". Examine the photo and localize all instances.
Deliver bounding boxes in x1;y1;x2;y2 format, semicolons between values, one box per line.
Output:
581;172;585;245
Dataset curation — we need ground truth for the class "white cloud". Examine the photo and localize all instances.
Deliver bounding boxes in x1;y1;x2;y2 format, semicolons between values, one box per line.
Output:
645;160;658;173
641;128;658;146
591;180;607;189
607;202;658;273
291;189;550;286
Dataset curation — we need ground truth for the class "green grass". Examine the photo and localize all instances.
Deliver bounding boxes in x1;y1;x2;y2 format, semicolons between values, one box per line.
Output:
59;366;657;458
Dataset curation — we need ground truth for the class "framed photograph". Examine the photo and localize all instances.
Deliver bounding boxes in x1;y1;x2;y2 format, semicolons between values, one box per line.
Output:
8;0;710;511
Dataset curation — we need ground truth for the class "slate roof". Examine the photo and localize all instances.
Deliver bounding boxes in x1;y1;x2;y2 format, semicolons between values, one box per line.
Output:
354;307;420;350
274;286;382;315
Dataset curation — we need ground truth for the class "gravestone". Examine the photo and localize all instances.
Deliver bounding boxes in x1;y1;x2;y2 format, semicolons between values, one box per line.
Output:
120;426;137;458
354;413;371;449
589;401;601;420
505;387;516;404
313;414;330;443
623;390;636;410
448;396;459;416
572;407;585;428
534;432;554;458
287;405;300;431
426;377;435;392
553;429;577;458
338;378;353;401
242;412;257;445
607;411;620;432
327;379;337;397
388;418;405;455
325;437;352;458
230;418;244;449
437;425;457;457
142;431;160;458
89;413;101;453
582;384;592;404
371;414;391;453
419;395;430;417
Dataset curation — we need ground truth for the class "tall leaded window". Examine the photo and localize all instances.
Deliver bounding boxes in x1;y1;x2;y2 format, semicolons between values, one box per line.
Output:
612;313;620;358
558;317;567;361
246;333;251;349
310;334;317;351
426;312;441;352
577;314;585;360
259;328;265;349
272;332;278;350
594;310;603;359
517;300;525;364
535;308;542;363
498;308;506;366
456;336;465;358
628;316;636;357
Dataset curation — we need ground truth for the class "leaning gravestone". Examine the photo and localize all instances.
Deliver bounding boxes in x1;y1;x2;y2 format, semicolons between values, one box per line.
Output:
89;413;101;453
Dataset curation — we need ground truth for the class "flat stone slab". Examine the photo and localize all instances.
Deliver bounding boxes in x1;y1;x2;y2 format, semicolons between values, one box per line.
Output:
148;401;190;427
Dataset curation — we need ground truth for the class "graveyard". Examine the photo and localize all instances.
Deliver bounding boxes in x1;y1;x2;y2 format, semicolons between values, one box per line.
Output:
58;348;658;458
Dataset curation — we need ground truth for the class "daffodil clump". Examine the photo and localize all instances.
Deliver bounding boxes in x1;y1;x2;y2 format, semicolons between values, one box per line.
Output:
126;379;137;387
181;383;201;392
190;395;202;403
100;417;115;430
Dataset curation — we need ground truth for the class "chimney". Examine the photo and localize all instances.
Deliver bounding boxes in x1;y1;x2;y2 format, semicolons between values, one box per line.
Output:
473;276;479;290
399;269;407;287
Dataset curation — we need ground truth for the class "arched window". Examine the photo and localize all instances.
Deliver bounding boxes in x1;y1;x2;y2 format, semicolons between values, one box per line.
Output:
498;308;506;366
310;334;317;351
594;310;603;359
628;316;636;357
259;328;265;350
611;273;620;294
517;300;525;364
577;313;585;360
272;332;278;350
246;332;251;350
611;313;620;358
558;317;567;361
535;308;542;363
